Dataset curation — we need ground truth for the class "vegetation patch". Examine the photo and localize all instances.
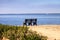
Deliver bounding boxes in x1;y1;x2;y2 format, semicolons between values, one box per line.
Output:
0;24;47;40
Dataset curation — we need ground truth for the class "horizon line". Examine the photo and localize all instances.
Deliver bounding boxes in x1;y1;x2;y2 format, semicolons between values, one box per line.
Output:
0;13;60;15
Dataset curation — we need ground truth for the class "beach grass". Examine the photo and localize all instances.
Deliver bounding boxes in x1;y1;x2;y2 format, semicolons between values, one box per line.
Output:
0;24;47;40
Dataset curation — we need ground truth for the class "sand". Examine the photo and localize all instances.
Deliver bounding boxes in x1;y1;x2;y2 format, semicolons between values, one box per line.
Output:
29;25;60;40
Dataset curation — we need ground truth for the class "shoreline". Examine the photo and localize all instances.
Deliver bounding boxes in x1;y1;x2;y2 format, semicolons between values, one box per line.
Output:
29;25;60;40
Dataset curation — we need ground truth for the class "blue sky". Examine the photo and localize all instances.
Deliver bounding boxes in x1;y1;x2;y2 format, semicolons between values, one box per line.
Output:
0;0;60;13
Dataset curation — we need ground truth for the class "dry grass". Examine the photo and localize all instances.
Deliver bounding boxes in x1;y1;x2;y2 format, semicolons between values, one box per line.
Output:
29;25;60;40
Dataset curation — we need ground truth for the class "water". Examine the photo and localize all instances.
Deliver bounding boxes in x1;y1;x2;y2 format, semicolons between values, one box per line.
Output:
0;13;60;25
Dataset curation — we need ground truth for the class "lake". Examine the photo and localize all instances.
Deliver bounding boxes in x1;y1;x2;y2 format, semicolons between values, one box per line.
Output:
0;13;60;25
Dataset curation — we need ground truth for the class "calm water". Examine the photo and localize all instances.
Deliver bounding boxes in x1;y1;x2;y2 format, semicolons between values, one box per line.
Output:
0;14;60;25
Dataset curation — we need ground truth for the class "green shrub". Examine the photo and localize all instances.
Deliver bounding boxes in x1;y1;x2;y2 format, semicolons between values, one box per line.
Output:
0;24;47;40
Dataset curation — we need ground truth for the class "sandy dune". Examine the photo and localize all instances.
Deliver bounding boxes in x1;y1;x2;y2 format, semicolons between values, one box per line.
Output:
29;25;60;40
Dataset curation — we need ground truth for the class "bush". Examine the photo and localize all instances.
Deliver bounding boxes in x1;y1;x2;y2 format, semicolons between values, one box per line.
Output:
0;24;47;40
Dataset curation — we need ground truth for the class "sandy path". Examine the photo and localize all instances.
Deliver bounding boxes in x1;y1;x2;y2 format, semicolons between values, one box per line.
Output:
29;25;60;40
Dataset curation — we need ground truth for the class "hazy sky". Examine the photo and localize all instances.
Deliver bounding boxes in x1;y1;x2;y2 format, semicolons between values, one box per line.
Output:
0;0;60;14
